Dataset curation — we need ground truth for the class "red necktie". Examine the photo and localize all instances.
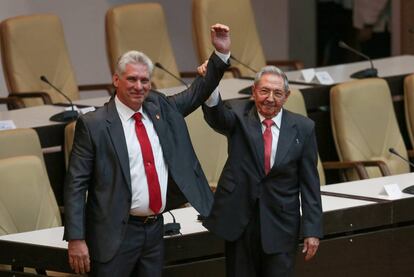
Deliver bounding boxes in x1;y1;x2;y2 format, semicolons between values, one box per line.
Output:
133;112;162;214
263;119;274;175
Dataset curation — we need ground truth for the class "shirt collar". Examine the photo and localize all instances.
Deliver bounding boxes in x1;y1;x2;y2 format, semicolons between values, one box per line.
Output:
115;95;144;122
258;109;283;129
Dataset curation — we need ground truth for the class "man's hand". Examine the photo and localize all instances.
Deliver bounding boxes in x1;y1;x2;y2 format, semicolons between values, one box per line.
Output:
68;239;90;274
211;23;230;54
197;60;209;77
302;237;319;261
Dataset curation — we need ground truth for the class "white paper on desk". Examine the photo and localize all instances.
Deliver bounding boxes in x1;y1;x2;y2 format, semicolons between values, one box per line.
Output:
0;120;16;131
79;107;96;114
64;105;96;115
298;68;316;83
315;71;334;85
380;183;402;199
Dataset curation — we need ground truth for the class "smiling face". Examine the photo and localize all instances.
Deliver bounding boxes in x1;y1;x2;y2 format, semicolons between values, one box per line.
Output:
113;62;151;111
252;73;290;119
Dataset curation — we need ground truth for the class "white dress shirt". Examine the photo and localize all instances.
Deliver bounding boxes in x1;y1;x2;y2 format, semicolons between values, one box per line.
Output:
258;111;282;168
115;96;168;215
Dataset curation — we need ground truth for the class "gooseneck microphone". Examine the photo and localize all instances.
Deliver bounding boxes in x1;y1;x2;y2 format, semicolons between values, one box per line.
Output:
40;75;78;122
164;211;181;236
388;147;414;194
154;62;189;89
230;55;257;74
338;41;378;79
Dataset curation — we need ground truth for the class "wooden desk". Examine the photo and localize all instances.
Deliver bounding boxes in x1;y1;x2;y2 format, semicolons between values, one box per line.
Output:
2;182;413;277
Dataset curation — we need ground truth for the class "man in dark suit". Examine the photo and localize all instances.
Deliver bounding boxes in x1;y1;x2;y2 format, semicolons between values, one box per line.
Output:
200;65;323;276
64;24;230;276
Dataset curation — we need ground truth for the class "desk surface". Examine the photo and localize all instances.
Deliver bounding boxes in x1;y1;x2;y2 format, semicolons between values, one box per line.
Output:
285;55;414;85
0;195;376;249
0;105;65;129
321;172;414;200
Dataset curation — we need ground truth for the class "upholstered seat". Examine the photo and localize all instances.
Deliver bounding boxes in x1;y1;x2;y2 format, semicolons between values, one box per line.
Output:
185;108;227;190
192;0;303;78
330;78;409;179
0;156;61;235
106;3;196;89
285;88;368;185
0;14;111;107
404;74;414;149
0;128;46;171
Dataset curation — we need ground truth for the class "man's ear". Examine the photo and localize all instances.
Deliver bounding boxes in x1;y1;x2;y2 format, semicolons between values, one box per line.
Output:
112;74;119;88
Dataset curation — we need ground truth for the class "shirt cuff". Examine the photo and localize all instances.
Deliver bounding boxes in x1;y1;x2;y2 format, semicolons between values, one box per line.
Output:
205;87;220;107
214;50;230;64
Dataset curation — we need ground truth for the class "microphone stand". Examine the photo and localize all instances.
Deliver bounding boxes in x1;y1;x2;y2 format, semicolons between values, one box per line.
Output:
154;63;189;89
388;148;414;194
338;41;378;79
40;76;78;122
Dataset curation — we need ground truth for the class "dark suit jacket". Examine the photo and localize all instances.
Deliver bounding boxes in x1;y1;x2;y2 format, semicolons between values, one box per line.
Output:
202;98;323;254
63;53;228;263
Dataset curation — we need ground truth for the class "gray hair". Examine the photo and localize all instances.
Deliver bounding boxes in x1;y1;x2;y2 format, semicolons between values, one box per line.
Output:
115;50;154;76
254;65;290;92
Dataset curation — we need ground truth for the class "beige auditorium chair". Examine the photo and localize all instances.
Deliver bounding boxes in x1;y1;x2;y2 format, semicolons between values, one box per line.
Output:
106;3;197;89
185;108;227;191
0;14;112;107
192;0;303;78
284;88;368;185
0;128;46;171
0;156;61;235
330;78;412;180
404;74;414;150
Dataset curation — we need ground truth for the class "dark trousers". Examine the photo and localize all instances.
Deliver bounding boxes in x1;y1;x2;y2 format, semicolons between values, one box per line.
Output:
90;216;164;277
225;207;296;277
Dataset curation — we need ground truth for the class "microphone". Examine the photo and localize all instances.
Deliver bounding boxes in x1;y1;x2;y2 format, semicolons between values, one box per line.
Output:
163;211;181;236
40;76;78;122
229;55;257;95
388;148;414;194
230;55;257;75
338;41;378;79
154;62;189;89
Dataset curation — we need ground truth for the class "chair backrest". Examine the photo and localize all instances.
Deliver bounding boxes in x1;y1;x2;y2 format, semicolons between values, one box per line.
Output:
0;156;61;235
0;128;46;171
284;88;326;185
64;121;77;169
185;108;227;189
404;74;414;148
0;14;80;106
106;3;181;89
330;78;409;179
192;0;266;78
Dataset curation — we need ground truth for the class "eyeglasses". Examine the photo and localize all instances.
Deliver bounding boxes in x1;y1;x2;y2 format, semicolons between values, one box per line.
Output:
257;88;286;99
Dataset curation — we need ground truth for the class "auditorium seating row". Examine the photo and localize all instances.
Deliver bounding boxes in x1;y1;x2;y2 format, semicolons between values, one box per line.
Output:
0;0;302;109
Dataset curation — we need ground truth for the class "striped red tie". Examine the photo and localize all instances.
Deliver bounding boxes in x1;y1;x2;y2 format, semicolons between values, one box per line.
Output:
263;119;274;175
133;112;162;214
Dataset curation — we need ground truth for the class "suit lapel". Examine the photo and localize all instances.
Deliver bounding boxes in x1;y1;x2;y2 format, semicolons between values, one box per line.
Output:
105;100;131;192
245;105;265;173
143;99;171;161
273;110;297;167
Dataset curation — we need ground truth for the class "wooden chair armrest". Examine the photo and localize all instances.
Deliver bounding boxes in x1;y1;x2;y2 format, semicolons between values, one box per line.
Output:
78;83;114;95
358;160;391;176
322;161;369;179
10;91;53;105
0;96;25;109
266;60;304;70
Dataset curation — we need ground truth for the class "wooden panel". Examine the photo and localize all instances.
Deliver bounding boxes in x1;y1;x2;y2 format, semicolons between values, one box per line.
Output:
401;0;414;54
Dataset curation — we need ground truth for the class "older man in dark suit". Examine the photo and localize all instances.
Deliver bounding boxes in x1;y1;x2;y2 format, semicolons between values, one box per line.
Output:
64;24;231;276
200;65;323;277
